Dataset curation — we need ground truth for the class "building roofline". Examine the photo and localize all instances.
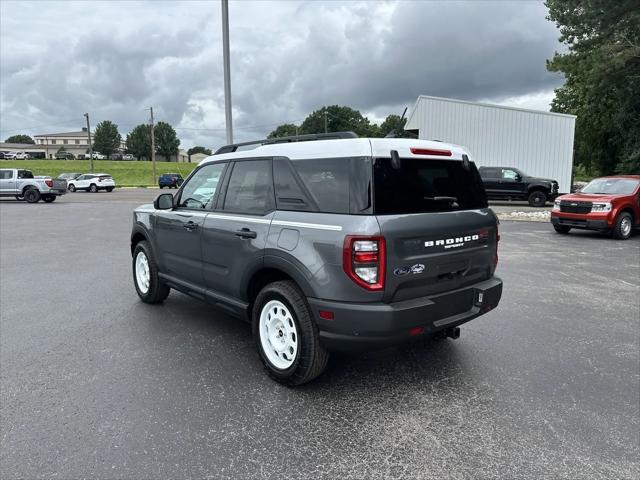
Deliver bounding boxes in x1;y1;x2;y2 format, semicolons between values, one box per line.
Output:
412;95;577;119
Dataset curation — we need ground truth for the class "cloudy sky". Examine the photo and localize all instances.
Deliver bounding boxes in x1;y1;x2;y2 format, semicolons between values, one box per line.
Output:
0;0;564;150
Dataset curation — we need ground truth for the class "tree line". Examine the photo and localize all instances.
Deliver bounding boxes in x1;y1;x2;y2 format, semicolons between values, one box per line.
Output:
267;107;410;139
546;0;639;176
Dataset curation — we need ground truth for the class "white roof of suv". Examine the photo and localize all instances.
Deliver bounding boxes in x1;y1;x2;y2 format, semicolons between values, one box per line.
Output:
200;138;470;165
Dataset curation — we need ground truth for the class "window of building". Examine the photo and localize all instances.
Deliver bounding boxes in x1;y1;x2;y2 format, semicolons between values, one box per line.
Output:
75;140;80;144
63;140;68;144
51;140;57;145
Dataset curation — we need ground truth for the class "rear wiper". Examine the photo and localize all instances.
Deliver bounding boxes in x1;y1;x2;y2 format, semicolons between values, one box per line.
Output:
424;196;458;202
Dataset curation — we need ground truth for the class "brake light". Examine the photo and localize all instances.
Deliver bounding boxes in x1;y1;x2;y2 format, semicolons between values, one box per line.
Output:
45;179;53;187
343;236;386;290
410;147;452;157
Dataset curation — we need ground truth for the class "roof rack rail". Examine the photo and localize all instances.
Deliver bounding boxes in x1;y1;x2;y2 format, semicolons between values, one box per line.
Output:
214;131;358;154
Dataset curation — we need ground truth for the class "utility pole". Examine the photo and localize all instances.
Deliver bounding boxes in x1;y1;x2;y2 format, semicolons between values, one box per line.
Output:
324;109;328;133
84;113;94;173
149;107;156;183
221;0;233;144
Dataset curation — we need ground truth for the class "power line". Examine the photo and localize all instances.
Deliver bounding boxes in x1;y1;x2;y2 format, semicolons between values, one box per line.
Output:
0;118;81;135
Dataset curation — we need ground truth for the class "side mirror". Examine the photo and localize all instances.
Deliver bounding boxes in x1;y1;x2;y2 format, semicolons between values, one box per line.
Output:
154;193;174;210
515;174;522;182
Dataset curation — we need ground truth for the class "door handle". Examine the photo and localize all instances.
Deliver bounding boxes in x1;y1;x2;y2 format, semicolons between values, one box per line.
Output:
235;228;257;239
183;221;198;232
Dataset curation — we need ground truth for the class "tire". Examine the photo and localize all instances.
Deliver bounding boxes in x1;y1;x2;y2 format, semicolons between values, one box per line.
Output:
68;184;76;192
553;225;571;234
89;184;98;193
106;187;113;192
43;196;56;203
612;212;633;240
159;185;163;189
528;190;547;208
24;188;41;203
132;240;170;304
253;280;329;386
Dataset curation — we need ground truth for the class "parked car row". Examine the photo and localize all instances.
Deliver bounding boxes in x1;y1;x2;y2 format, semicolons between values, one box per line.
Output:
0;151;32;159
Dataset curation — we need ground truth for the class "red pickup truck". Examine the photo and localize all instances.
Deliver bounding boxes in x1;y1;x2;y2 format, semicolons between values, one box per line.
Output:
551;175;640;240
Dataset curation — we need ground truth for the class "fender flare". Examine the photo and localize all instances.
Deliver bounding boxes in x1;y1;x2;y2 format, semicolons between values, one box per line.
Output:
240;253;316;302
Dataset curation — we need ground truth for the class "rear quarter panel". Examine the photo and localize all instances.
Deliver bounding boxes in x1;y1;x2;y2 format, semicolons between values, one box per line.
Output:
265;211;384;302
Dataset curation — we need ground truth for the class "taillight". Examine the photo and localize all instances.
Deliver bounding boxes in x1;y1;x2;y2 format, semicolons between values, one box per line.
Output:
45;179;53;187
98;177;103;182
343;236;386;290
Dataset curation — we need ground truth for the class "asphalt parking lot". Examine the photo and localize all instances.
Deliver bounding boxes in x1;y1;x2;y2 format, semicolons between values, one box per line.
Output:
1;192;638;479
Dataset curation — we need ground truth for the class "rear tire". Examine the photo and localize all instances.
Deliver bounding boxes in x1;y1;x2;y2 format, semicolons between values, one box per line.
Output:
24;188;41;203
132;240;170;303
553;225;571;234
43;196;56;203
612;212;633;240
528;190;547;207
89;184;98;193
68;184;76;192
253;280;329;386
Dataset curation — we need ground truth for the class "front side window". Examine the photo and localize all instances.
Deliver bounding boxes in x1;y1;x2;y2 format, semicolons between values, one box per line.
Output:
501;169;518;180
374;158;487;214
177;162;225;209
223;160;274;214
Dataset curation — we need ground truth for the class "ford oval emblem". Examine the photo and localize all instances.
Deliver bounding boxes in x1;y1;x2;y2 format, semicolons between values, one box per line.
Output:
394;266;411;276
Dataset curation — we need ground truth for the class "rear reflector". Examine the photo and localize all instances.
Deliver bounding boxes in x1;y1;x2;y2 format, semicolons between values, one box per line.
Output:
319;310;334;320
408;326;425;336
410;147;452;157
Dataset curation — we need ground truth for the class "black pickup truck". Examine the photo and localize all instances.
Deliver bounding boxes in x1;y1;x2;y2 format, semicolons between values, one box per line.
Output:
478;166;559;207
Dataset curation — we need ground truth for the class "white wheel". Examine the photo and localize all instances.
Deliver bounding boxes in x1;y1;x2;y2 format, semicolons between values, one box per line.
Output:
135;251;150;294
259;300;298;370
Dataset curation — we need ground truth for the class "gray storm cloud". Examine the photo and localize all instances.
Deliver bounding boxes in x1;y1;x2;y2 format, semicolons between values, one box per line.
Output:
0;1;562;149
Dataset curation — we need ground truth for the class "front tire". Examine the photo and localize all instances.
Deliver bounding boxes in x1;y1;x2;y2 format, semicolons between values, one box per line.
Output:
89;184;98;193
612;212;633;240
253;280;329;386
106;187;113;192
132;240;170;303
68;184;76;192
528;190;547;207
24;188;41;203
553;225;571;234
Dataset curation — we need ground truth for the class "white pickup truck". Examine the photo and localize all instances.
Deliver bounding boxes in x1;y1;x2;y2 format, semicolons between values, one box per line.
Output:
0;168;67;203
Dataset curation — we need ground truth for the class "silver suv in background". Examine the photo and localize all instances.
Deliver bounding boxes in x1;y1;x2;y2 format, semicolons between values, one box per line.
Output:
130;133;503;385
0;168;67;203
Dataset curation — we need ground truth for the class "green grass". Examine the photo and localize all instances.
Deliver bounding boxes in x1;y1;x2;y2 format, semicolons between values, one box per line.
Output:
0;160;198;187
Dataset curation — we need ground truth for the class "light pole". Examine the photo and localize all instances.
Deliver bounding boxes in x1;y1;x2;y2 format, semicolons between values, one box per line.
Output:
84;113;94;173
221;0;233;144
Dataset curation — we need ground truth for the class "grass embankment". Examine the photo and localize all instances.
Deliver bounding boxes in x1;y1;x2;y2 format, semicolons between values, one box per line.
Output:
0;160;198;187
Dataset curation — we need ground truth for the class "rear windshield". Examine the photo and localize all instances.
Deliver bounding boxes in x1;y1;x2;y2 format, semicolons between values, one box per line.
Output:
581;178;639;195
98;175;112;179
373;158;488;214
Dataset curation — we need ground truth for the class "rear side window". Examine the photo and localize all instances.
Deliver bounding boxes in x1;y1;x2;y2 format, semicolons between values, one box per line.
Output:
0;170;13;179
373;158;487;214
480;168;499;179
223;160;274;214
289;158;350;214
17;170;33;179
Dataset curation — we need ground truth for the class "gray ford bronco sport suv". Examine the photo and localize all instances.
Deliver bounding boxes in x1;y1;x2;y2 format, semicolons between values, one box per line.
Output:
131;132;502;385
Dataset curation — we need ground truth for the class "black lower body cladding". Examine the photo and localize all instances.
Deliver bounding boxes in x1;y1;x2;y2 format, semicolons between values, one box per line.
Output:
308;277;503;351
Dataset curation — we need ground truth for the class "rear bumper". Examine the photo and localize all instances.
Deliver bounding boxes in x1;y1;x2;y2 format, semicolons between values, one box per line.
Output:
46;189;67;196
308;277;502;352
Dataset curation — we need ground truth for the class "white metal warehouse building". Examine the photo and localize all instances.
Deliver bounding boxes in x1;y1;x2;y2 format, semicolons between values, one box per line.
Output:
404;95;577;193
